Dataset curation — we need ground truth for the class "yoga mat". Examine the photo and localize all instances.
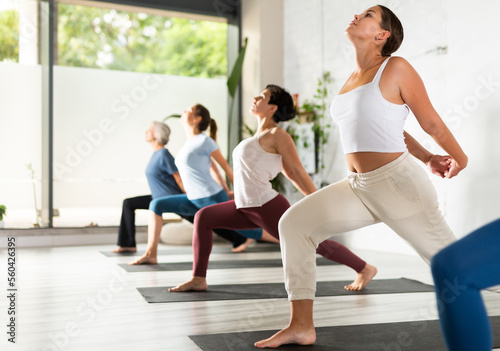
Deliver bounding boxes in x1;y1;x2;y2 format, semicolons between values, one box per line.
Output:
119;257;338;273
137;278;434;303
189;315;500;351
100;244;280;257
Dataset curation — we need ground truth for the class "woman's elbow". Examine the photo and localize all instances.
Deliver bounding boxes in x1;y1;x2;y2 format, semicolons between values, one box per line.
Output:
421;119;441;136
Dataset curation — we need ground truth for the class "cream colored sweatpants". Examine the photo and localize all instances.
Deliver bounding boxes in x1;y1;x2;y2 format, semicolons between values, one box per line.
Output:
278;151;456;301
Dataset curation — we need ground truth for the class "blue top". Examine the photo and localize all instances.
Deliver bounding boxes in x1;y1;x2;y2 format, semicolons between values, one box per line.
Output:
146;148;182;199
175;134;222;200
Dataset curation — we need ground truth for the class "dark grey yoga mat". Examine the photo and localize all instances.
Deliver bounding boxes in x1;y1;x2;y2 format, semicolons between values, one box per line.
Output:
100;244;280;257
137;278;434;303
119;257;338;272
189;315;500;351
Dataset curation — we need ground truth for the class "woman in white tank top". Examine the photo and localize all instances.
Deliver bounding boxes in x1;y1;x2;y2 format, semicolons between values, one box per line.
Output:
168;85;376;293
256;5;468;348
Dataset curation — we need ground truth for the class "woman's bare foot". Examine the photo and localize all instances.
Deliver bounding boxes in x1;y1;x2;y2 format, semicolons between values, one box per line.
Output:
169;276;208;292
254;324;316;348
231;238;255;253
256;299;315;348
128;254;157;265
111;247;137;253
344;263;378;290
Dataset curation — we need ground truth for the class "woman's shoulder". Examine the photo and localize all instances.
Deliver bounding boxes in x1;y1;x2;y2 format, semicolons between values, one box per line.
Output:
382;56;420;86
159;147;174;158
256;127;290;154
202;134;217;144
386;56;414;73
191;133;212;145
268;127;294;147
199;134;219;152
262;127;289;141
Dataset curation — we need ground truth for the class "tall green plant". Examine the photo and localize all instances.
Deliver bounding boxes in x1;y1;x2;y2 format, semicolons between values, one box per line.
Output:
227;37;248;99
227;37;248;141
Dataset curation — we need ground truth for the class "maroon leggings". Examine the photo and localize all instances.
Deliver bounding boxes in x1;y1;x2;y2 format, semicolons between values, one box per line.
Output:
192;194;366;277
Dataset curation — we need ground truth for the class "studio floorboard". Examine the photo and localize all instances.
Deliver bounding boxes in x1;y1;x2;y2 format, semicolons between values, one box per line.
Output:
1;242;499;350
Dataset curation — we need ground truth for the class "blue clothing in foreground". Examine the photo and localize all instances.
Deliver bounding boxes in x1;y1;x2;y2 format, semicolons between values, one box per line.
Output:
431;218;500;351
146;148;182;199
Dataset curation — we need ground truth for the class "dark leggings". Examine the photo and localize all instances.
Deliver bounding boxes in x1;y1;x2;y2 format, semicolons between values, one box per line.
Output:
192;194;367;277
118;195;152;247
431;218;500;351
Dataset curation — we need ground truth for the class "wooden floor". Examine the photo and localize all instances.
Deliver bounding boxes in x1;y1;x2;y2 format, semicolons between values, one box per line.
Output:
1;242;500;351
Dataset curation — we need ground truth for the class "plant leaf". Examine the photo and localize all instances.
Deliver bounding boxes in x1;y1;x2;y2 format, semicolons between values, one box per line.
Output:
227;37;248;98
163;114;181;122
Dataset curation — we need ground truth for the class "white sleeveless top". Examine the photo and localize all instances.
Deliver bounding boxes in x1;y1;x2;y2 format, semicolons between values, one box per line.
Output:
232;132;281;208
330;57;409;154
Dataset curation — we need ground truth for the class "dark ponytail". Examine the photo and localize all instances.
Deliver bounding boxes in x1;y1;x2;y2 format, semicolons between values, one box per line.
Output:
193;103;217;141
209;119;218;142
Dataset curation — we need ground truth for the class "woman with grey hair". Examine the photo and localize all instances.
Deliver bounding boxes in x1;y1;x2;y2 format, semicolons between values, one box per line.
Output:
151;121;171;145
113;121;249;253
112;121;184;253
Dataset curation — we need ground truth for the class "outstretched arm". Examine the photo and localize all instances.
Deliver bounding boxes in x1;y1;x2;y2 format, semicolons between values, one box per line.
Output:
210;159;231;194
210;148;234;185
275;129;316;196
396;57;468;178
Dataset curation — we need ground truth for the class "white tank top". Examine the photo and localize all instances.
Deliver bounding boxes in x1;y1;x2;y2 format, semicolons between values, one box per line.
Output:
330;57;409;154
232;132;281;208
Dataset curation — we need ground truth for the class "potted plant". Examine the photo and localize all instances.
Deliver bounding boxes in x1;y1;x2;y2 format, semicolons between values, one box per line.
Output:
296;99;316;124
0;205;6;228
291;71;332;174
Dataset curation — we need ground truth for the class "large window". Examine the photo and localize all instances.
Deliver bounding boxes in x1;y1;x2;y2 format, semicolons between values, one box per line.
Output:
0;0;239;229
56;4;227;77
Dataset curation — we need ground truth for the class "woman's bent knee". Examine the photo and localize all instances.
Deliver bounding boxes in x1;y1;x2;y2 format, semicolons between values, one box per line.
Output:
123;197;133;208
148;199;163;216
278;202;304;234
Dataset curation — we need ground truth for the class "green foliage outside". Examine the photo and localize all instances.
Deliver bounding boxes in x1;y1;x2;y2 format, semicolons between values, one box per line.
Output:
58;5;227;77
0;204;6;221
0;9;19;62
1;4;228;78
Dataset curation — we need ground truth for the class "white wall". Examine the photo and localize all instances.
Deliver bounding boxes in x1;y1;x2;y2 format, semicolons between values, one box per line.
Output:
0;63;43;226
241;0;284;135
0;63;228;228
52;66;228;207
283;0;500;253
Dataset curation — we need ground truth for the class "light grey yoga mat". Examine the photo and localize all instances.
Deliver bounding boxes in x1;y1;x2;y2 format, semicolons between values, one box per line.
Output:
137;278;434;303
189;315;500;351
119;256;338;272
